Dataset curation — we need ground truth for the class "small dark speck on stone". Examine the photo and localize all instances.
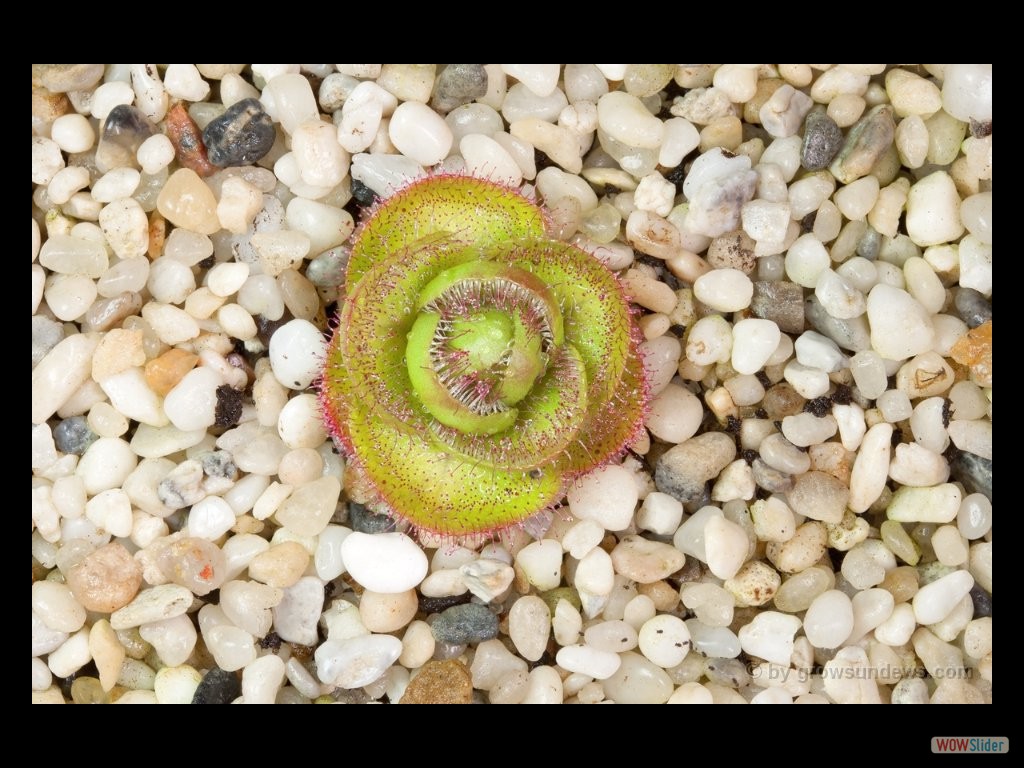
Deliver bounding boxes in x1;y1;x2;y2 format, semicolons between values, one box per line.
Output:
942;399;953;428
741;449;758;464
969;119;992;138
259;632;282;650
191;667;241;704
418;592;471;615
214;385;243;428
664;163;687;195
799;211;817;233
197;255;216;270
725;415;741;434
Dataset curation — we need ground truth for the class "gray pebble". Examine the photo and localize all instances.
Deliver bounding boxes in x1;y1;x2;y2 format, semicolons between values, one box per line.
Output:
751;281;805;334
347;502;396;534
954;288;992;329
202;98;276;167
803;295;872;352
32;316;65;368
655;432;736;504
431;603;499;645
950;450;991;501
199;450;237;480
751;458;794;494
52;416;98;456
801;110;843;171
191;667;240;704
829;105;896;184
431;64;488;113
855;226;882;261
306;247;349;288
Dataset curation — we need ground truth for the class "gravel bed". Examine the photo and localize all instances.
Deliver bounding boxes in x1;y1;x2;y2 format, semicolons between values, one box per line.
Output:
32;64;992;705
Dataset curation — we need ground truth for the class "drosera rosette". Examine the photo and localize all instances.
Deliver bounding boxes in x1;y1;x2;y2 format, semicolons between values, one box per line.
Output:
319;174;649;537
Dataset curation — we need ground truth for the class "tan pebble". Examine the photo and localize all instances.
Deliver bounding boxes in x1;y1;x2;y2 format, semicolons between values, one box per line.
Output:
723;561;780;607
88;619;125;692
147;211;166;259
636;580;680;612
156;169;220;235
359;589;419;634
880;565;919;603
92;328;146;382
248;541;310;588
766;521;828;574
743;78;785;125
144;348;199;397
66;542;143;613
399;660;473;704
699;115;743;152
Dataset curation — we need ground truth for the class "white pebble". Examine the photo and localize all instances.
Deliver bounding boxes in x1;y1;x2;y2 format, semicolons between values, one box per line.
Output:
90;81;135;121
567;464;638;532
154;665;203;704
459;134;523;186
556;644;621;680
781;413;837;447
693;268;753;312
292;119;350;188
636;492;684;537
785;234;830;288
163;63;210;102
509;596;551;662
658;117;699;166
340;532;428;593
957;494;992;540
50;113;95;153
139;615;197;667
703;515;750;580
941;64;992;122
501;64;560;97
760;84;814;138
261;73;319;134
906;171;964;247
737;611;801;666
32;581;86;633
958;235;992;297
147;257;196;305
848;422;893;513
163;367;221;432
633;173;676;217
85;488;133;538
515;540;563;591
728;318;779;375
315;634;402;688
47;629;92;679
645;384;702;444
638;614;691;668
803;590;854;649
887;483;961;524
866;284;934;361
137;134;176;175
188;496;236;540
203;624;257;672
269;319;326;390
686;314;732;365
601;652;674;704
76;437;139;495
388;101;453;166
913;570;974;625
110;584;194;630
597;91;664;149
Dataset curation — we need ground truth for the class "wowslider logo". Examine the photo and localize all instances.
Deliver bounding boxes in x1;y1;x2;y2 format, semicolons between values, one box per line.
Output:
931;737;1008;754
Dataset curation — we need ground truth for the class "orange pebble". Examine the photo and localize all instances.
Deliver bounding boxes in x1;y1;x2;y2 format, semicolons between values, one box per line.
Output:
144;348;199;396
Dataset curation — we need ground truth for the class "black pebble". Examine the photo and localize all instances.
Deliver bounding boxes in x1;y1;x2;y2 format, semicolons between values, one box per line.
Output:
350;179;378;207
970;584;992;618
214;385;243;428
949;450;992;501
418;591;471;614
52;416;98;455
202;98;276;167
191;667;241;704
347;502;396;534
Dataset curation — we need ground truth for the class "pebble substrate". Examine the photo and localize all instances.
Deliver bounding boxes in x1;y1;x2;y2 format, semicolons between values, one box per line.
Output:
31;64;992;705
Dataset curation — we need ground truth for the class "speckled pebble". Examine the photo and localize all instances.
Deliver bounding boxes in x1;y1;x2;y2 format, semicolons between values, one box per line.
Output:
800;110;843;171
202;98;276;167
432;603;499;646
